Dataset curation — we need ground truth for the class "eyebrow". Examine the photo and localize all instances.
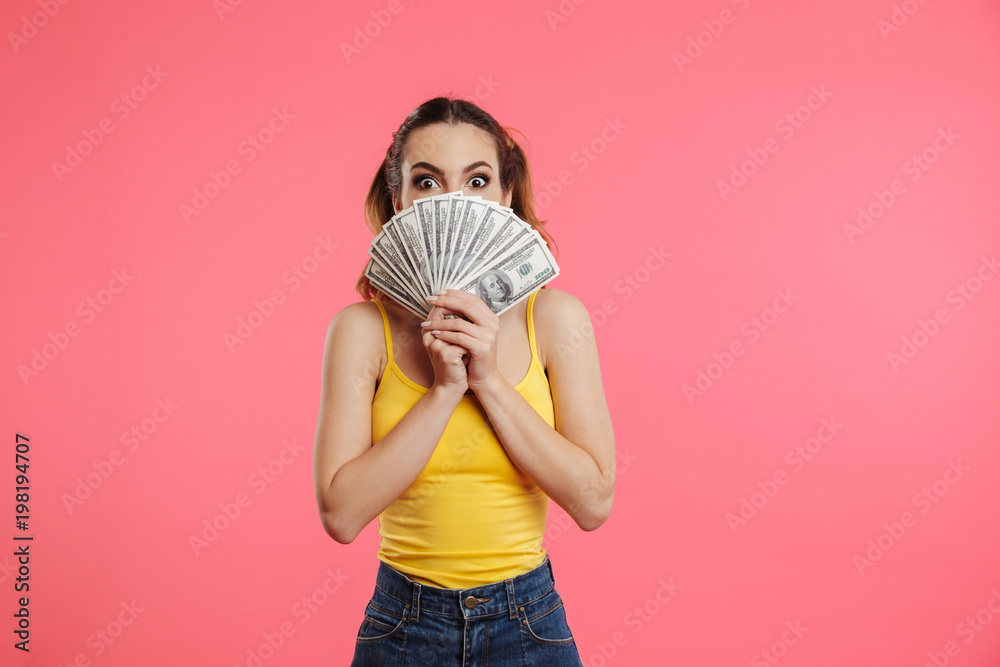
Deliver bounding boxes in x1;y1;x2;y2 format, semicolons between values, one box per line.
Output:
409;161;493;175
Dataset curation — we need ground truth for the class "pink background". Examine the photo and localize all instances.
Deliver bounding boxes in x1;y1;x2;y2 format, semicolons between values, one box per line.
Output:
3;0;1000;665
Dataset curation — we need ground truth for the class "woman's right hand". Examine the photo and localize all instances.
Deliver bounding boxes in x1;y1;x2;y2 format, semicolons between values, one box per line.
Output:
422;304;469;398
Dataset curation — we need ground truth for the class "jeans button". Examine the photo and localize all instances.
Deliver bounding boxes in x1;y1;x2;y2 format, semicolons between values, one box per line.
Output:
464;595;478;609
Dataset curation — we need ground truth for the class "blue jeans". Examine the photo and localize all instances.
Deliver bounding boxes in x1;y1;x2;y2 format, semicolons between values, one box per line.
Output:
350;555;584;666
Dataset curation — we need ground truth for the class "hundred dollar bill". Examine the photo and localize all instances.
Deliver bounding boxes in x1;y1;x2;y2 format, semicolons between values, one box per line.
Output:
380;220;430;307
391;207;433;299
413;194;449;292
452;215;533;289
381;218;420;287
369;230;430;313
365;257;428;319
449;201;507;284
432;194;459;292
442;198;490;288
450;204;516;285
439;196;465;291
366;192;560;320
365;258;430;320
456;234;560;316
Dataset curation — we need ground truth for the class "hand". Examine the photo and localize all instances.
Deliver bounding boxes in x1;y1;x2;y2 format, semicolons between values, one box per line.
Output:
422;290;501;392
421;309;470;399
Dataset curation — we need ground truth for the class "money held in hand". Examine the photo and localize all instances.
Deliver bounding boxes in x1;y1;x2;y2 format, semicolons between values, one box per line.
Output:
365;192;560;318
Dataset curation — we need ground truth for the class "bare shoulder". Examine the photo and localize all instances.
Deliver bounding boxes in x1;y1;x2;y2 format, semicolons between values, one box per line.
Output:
324;301;386;380
328;300;383;339
532;287;589;323
531;288;593;368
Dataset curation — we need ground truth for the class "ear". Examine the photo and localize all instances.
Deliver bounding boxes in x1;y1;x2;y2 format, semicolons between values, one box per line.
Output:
501;189;512;209
392;192;401;214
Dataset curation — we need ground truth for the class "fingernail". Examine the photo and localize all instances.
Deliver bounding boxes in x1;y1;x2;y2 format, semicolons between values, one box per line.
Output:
434;289;447;295
420;320;430;327
426;295;438;302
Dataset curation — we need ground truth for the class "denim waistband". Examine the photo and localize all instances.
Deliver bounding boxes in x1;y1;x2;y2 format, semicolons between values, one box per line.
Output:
372;556;557;622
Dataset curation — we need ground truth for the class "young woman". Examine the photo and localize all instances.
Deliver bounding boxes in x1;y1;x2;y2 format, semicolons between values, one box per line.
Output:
313;96;615;665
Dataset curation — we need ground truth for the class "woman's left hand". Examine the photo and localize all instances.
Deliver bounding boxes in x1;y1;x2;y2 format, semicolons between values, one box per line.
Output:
422;289;501;392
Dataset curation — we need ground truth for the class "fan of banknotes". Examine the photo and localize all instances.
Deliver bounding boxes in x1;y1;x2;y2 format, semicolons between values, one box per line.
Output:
365;192;559;319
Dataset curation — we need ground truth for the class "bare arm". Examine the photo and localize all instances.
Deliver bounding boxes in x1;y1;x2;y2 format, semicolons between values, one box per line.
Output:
423;288;616;531
312;302;468;544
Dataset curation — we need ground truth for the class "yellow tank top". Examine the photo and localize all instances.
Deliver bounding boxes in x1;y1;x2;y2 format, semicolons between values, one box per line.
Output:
370;290;554;589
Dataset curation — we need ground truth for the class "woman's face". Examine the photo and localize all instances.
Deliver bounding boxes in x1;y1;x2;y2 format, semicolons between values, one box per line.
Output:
393;122;512;213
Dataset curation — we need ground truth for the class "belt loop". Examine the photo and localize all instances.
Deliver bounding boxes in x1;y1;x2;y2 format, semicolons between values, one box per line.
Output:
546;556;555;585
410;582;421;623
505;578;518;620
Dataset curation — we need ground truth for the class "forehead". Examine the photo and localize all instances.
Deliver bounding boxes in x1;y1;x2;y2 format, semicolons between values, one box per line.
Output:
402;122;498;168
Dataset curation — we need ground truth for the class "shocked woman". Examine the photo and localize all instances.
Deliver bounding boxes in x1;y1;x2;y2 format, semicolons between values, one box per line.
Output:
313;96;615;666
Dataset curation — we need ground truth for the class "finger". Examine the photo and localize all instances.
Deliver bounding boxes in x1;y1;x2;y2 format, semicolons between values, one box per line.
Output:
427;304;468;323
423;330;470;364
429;328;483;355
422;306;479;338
422;313;477;336
427;290;493;326
423;328;457;351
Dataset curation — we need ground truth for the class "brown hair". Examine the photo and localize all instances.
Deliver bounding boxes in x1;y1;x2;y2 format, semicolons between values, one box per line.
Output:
356;96;557;301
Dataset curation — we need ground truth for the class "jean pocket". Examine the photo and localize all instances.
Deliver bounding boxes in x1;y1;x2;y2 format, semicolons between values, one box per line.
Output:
357;599;409;644
519;589;576;645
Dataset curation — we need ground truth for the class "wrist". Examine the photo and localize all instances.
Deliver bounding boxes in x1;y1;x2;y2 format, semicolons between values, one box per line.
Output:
428;382;467;406
468;372;508;398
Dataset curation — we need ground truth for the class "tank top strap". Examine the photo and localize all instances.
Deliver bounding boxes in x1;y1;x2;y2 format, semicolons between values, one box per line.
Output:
372;299;394;368
526;290;541;369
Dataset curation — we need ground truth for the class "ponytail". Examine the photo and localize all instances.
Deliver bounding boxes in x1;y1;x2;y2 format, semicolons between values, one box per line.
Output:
356;150;394;302
502;127;558;258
